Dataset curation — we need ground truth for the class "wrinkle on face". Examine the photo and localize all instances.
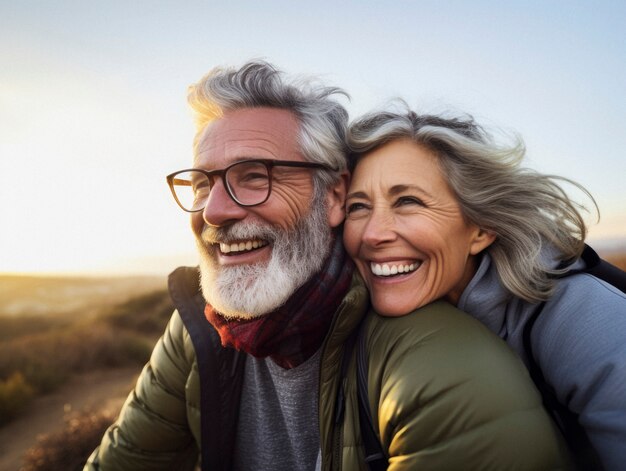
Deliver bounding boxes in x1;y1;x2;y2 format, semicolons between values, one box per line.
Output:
195;109;302;167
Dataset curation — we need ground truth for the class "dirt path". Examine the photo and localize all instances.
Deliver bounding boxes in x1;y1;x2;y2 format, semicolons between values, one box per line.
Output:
0;366;142;471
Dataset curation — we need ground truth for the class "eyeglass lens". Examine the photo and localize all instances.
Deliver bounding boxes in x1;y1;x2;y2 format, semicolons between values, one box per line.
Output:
227;161;270;205
172;161;271;211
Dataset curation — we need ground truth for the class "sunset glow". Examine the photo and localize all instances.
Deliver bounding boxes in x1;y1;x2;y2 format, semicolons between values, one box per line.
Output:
2;1;625;275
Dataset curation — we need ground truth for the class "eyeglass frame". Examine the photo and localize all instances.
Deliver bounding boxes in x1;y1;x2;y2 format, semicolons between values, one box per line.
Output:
166;158;337;212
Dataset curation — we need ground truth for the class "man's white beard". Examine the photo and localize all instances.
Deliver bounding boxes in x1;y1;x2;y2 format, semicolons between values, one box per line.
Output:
196;197;332;320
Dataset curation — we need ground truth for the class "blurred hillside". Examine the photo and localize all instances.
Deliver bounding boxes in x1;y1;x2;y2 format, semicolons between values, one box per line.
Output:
0;274;174;428
0;274;182;470
0;274;166;318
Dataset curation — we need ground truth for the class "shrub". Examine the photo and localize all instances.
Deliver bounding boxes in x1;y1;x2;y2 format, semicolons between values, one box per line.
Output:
0;323;154;396
0;289;171;425
21;408;117;471
0;316;69;342
0;372;35;426
102;289;173;335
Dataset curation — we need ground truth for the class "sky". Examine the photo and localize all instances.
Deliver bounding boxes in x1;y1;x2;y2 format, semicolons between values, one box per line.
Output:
1;0;625;275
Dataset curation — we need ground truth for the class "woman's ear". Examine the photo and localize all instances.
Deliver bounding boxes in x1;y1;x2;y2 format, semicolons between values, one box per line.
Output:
469;228;496;255
326;171;350;228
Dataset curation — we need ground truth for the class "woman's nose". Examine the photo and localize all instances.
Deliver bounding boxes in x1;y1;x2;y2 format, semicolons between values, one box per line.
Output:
361;209;397;246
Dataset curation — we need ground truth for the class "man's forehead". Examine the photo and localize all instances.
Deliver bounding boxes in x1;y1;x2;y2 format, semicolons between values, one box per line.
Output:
195;107;301;164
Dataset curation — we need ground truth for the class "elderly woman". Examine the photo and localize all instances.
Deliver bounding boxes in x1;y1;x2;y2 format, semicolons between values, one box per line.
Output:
343;107;626;471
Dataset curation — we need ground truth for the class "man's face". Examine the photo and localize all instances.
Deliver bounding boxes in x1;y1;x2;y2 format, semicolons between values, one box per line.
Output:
192;107;342;319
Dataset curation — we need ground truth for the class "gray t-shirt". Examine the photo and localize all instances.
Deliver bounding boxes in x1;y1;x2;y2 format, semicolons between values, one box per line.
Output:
233;349;322;471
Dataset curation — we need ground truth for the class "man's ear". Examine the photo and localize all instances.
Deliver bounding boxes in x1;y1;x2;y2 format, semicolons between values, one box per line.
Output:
469;228;497;255
326;171;350;228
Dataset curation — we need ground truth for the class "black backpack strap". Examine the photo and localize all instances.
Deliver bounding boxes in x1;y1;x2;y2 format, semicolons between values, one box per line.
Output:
356;318;388;470
168;267;246;471
522;301;546;382
551;244;626;294
335;321;359;428
336;315;388;470
581;244;626;293
522;303;603;469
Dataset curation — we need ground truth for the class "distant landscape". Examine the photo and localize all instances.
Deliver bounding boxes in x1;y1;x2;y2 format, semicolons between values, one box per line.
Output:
0;274;166;318
603;251;626;272
0;250;624;470
0;274;173;470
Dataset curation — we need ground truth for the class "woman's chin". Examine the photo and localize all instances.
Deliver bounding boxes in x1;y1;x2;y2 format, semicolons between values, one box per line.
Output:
371;293;430;318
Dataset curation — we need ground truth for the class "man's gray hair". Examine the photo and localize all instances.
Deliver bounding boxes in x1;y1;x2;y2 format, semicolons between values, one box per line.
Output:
188;60;349;189
347;105;597;302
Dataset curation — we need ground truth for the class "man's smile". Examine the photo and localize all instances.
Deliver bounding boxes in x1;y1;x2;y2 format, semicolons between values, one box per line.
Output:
219;239;269;254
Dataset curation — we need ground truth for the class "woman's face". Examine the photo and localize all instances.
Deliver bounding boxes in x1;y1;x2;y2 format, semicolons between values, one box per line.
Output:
343;138;494;316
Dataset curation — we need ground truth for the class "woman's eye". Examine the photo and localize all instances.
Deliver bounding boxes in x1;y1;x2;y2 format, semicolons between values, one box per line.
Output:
346;202;368;214
396;196;424;207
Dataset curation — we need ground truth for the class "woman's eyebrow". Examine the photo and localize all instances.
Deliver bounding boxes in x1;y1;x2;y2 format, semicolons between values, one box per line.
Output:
347;184;434;200
346;190;369;200
388;184;433;198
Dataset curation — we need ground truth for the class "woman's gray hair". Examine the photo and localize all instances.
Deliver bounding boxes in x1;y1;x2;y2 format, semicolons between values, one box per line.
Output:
347;105;598;302
188;60;349;190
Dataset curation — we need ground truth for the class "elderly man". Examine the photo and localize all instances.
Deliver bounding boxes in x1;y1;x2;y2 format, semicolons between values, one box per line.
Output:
86;61;569;470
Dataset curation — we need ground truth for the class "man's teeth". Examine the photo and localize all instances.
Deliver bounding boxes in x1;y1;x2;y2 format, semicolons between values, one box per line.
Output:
371;262;418;277
219;240;267;254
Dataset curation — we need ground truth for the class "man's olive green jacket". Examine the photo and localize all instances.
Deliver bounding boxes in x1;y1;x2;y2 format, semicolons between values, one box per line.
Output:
86;268;569;470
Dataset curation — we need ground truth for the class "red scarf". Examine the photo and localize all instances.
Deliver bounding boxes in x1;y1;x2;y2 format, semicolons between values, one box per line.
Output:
204;238;353;369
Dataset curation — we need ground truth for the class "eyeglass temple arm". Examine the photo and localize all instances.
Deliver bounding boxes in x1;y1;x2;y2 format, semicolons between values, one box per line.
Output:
170;178;192;186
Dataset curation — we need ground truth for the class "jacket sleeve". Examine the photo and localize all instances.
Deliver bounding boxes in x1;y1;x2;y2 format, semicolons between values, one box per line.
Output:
367;301;571;470
84;310;199;471
533;274;626;471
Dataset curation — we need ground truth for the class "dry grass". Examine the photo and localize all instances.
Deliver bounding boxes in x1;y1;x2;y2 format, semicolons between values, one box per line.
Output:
0;286;173;426
21;408;117;471
0;323;152;393
0;372;35;424
21;407;201;471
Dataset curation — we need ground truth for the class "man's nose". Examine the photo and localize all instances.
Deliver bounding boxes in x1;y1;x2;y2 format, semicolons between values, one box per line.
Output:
202;178;248;227
361;209;397;246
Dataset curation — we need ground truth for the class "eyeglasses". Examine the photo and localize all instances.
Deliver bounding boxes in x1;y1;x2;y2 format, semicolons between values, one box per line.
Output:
166;159;335;212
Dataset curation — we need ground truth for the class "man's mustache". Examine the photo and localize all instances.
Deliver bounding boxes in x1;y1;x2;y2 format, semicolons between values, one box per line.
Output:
200;222;279;245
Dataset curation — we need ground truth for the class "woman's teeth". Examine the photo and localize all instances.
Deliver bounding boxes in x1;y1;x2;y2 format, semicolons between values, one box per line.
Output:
219;240;267;254
371;262;418;277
